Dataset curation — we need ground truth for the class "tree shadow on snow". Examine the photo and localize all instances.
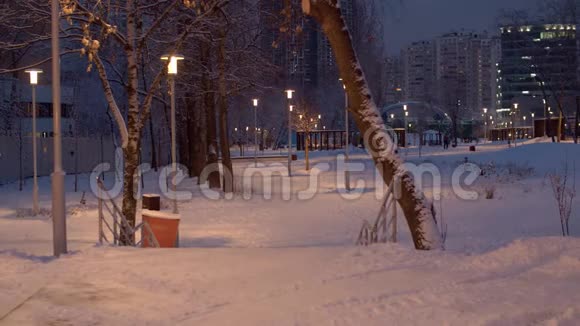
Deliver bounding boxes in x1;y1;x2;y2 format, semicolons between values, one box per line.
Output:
0;249;58;263
179;237;232;248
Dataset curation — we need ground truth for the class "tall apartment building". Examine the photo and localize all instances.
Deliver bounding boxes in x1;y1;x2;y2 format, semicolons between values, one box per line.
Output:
317;0;356;84
384;56;405;104
401;40;436;103
400;32;500;119
434;32;500;117
259;0;318;91
498;23;578;115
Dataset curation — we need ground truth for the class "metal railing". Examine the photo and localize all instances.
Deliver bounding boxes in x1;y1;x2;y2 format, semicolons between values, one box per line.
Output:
357;181;398;246
97;177;159;248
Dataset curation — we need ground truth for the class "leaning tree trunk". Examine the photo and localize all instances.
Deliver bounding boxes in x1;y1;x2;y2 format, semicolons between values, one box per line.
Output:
218;26;233;193
303;0;442;250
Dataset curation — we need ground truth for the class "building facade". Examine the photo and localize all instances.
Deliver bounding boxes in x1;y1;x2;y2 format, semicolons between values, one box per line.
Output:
401;40;436;103
317;0;356;84
259;0;318;92
399;32;500;120
498;23;578;117
434;32;500;118
384;56;405;104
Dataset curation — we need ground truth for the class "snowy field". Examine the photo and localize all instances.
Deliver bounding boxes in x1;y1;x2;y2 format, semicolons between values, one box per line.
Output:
1;141;580;325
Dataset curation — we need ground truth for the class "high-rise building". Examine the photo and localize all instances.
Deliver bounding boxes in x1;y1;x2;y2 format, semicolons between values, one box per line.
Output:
400;32;500;120
317;0;356;85
402;40;436;103
498;23;578;116
384;56;404;104
259;0;318;91
434;32;500;118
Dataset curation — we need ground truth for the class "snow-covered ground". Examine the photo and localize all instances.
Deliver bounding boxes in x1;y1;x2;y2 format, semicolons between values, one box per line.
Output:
1;141;580;325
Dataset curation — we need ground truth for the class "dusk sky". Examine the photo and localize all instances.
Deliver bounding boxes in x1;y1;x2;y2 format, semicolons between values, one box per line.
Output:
383;0;533;53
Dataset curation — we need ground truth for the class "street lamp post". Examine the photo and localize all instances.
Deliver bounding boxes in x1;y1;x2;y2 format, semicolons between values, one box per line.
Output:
404;108;409;147
51;0;67;257
340;79;350;191
483;108;488;143
513;103;518;147
285;90;294;177
161;54;184;214
25;69;42;216
531;112;535;138
252;99;258;167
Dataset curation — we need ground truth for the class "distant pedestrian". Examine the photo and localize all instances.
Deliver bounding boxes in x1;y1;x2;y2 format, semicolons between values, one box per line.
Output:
443;135;450;150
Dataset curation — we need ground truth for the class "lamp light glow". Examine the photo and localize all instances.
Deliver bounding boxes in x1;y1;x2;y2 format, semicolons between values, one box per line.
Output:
25;69;43;85
160;54;184;75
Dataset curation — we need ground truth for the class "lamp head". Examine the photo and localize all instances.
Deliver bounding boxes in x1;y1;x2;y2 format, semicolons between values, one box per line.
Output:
252;98;258;107
25;69;43;85
160;54;184;75
285;89;295;100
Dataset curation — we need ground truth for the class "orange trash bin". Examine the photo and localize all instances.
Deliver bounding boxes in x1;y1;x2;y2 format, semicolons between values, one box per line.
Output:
141;209;180;248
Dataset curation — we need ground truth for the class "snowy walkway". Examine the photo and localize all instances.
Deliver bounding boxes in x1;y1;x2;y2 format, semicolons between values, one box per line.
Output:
1;142;580;325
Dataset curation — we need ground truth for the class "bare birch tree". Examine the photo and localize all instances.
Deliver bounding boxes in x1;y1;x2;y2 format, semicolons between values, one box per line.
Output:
0;0;229;244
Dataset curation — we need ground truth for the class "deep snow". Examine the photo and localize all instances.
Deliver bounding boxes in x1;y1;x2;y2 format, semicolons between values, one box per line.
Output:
1;141;579;325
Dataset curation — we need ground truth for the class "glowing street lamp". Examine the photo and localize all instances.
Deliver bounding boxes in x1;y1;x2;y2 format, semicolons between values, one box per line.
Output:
531;112;535;138
483;108;488;142
161;54;184;214
25;69;42;216
285;89;295;176
339;78;350;191
160;54;184;75
511;103;519;147
252;98;259;167
404;110;409;140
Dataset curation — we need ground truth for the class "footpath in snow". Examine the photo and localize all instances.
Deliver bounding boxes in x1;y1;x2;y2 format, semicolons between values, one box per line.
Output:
1;142;580;325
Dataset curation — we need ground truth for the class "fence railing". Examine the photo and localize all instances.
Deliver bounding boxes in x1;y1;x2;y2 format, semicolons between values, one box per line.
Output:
357;181;398;246
97;177;159;248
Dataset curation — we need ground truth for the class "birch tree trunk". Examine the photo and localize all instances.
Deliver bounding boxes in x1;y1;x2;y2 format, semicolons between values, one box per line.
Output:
120;0;142;244
302;0;442;250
